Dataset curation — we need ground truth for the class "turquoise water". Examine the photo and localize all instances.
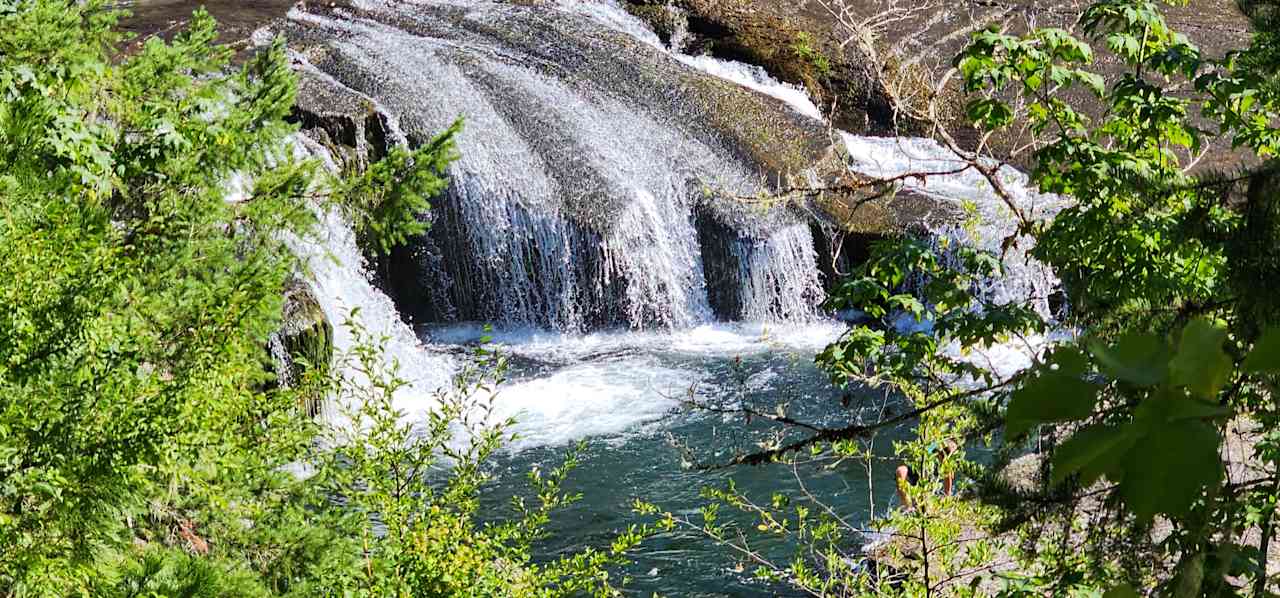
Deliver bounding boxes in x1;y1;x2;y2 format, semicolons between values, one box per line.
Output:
429;322;912;596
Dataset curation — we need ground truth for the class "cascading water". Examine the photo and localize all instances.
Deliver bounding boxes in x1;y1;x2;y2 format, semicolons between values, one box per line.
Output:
574;0;1061;318
285;136;457;420
599;6;1067;375
839;134;1065;317
280;0;833;331
274;1;1065;594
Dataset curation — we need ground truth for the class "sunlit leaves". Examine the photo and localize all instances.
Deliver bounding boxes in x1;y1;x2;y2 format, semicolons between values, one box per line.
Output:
1005;371;1099;438
818;238;1047;388
1050;423;1135;487
337;121;460;255
1049;407;1224;521
1168;318;1231;399
1120;420;1220;521
1035;319;1234;521
1006;347;1099;437
967;98;1014;128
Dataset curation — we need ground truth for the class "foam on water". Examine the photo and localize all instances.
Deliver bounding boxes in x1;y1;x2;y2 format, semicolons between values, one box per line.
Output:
493;358;695;451
428;320;845;361
426;320;846;448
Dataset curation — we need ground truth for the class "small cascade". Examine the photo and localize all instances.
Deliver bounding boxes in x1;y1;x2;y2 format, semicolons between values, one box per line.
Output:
733;224;826;322
605;7;1063;319
666;3;693;53
674;54;826;121
286;137;456;419
559;0;663;47
697;208;825;322
839;134;1064;318
266;334;295;387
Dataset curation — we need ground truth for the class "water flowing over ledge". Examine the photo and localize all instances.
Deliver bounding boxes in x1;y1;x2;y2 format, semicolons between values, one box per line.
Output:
274;0;1065;448
278;0;840;332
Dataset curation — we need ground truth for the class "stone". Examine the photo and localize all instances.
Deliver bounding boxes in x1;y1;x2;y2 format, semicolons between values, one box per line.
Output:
270;277;333;416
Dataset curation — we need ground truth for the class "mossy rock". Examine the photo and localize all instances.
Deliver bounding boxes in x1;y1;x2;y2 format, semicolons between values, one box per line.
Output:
623;0;905;134
288;69;395;173
271;277;333;417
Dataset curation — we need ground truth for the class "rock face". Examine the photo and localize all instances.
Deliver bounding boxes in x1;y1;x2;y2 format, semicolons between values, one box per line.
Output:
623;0;1251;158
119;0;296;48
290;71;396;172
273;0;940;331
622;0;903;134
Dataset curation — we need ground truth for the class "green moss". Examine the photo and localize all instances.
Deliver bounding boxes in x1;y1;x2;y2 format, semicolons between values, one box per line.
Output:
278;279;334;416
790;32;832;78
624;4;681;41
674;69;826;179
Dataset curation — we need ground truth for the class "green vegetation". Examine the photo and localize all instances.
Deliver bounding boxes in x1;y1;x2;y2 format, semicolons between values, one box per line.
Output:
638;0;1280;595
791;32;832;79
0;2;638;595
10;0;1280;595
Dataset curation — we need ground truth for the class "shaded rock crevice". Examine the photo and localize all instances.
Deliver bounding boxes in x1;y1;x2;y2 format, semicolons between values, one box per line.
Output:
267;277;334;417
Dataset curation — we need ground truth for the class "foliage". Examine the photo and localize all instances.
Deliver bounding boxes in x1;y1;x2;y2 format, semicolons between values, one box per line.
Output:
646;0;1280;595
0;3;314;589
951;3;1280;593
791;32;833;79
0;2;640;596
334;120;461;255
311;320;649;597
818;237;1044;387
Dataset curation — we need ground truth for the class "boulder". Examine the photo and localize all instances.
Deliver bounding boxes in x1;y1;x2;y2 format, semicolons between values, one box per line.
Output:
622;0;1252;165
288;70;397;173
622;0;906;134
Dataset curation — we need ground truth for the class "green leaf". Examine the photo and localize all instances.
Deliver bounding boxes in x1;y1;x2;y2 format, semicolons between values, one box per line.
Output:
1077;71;1106;96
1103;584;1140;598
965;98;1014;128
1088;333;1171;386
1119;420;1221;521
1050;424;1137;486
1005;371;1099;437
1243;327;1280;373
1047;346;1090;377
1165;397;1232;421
1168;318;1231;399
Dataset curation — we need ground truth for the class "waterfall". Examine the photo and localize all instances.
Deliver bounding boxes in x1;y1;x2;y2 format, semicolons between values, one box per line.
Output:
572;0;1066;376
733;223;826;322
271;0;1066;447
286;137;456;420
839;134;1064;318
276;0;833;332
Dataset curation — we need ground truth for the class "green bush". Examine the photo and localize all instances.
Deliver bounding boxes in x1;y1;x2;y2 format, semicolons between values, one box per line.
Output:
0;2;642;595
